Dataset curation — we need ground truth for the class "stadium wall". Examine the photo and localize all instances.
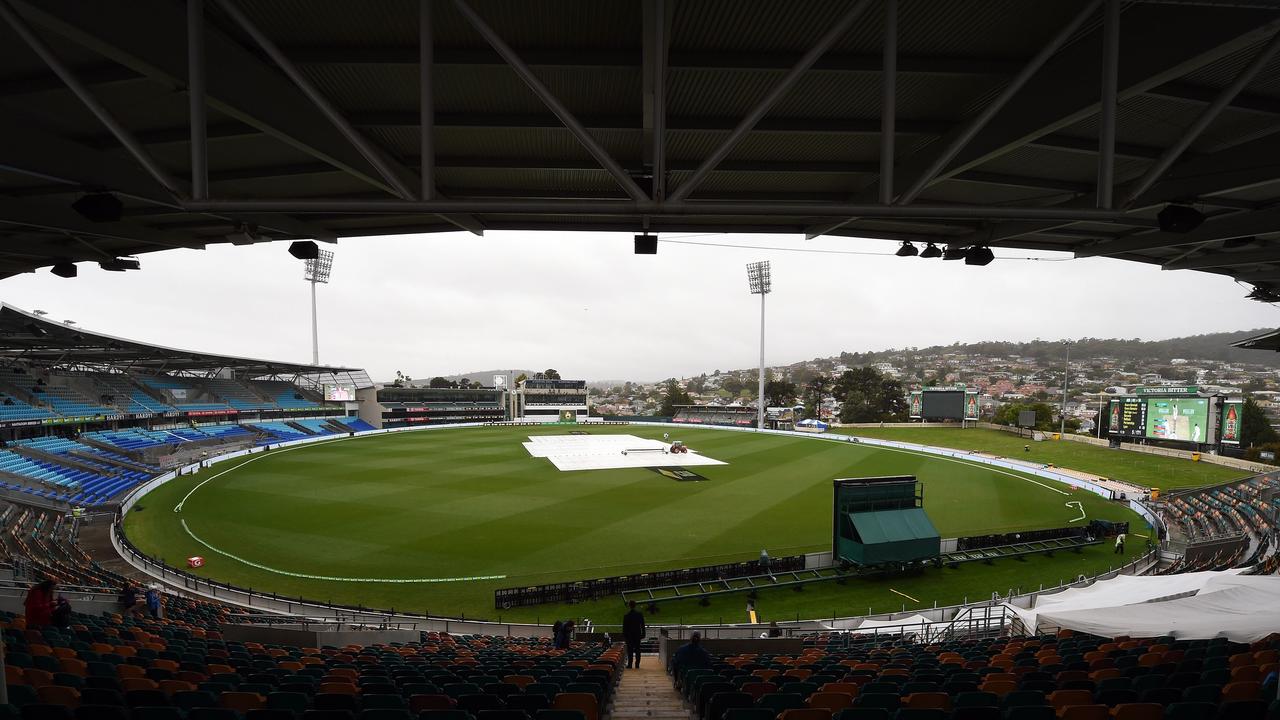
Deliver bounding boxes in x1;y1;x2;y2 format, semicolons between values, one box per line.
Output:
110;420;1168;634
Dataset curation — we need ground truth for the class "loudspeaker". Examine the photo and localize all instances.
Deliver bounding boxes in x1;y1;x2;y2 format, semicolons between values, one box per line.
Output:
50;261;77;278
289;240;320;260
964;246;995;266
634;234;657;254
1156;204;1204;234
99;258;140;272
71;193;123;223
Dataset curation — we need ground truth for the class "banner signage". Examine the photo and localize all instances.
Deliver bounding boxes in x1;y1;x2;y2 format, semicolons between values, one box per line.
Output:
1135;386;1199;395
964;390;979;421
909;390;923;419
1220;399;1243;446
185;409;238;417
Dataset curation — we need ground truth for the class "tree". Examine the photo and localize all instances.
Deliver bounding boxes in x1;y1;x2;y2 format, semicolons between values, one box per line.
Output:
1241;398;1278;447
992;401;1062;431
657;378;692;417
428;376;454;388
543;368;561;380
764;378;797;408
514;373;528;386
721;375;745;394
835;367;907;423
392;370;405;387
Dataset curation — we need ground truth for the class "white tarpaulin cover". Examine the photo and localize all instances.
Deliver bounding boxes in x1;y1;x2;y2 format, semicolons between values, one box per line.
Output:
522;434;727;471
1005;569;1246;634
1034;575;1280;642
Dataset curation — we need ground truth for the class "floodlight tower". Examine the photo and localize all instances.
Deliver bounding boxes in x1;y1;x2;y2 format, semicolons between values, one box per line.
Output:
303;249;334;365
746;261;772;431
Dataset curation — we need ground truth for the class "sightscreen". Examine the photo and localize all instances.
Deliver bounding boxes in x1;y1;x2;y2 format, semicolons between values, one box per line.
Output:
921;390;965;420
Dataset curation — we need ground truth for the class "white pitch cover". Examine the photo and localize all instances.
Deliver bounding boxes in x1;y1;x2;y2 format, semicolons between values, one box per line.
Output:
522;434;727;471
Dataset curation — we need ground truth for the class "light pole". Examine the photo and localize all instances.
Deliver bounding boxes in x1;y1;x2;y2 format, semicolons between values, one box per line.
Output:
1060;340;1072;437
747;261;772;431
303;249;334;365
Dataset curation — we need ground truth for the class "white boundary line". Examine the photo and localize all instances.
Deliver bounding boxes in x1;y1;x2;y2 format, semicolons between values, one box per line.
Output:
181;519;505;584
1065;501;1087;522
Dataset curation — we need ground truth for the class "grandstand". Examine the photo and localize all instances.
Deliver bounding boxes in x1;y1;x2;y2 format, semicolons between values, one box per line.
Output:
673;405;759;427
0;306;370;507
372;386;508;428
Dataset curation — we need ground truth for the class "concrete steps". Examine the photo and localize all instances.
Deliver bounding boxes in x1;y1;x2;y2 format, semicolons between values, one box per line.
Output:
611;665;690;720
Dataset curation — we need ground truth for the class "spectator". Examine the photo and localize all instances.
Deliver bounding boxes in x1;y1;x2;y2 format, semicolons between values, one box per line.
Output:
551;620;563;645
23;579;57;626
670;631;712;677
623;600;645;669
1114;532;1126;554
145;586;163;619
555;619;575;649
119;584;144;618
51;597;72;628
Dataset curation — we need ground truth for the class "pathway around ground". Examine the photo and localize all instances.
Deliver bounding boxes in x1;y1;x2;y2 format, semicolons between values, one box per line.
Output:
611;664;689;720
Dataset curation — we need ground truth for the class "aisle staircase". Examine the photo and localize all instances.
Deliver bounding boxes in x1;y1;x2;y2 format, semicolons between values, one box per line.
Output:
612;665;689;720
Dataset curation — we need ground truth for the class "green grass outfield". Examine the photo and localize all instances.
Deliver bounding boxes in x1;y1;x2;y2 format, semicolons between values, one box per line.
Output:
834;427;1246;490
125;425;1148;624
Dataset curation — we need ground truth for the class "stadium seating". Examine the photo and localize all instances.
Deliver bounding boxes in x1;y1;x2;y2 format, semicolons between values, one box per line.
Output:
86;374;175;414
201;379;275;411
250;380;323;410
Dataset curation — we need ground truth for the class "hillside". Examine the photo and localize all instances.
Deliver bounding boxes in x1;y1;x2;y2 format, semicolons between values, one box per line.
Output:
829;329;1278;368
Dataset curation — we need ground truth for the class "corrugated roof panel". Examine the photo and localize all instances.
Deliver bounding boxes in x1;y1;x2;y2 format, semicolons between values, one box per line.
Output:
1181;38;1280;97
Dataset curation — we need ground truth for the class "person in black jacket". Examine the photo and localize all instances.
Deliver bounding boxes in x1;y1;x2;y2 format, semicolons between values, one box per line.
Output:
622;600;646;668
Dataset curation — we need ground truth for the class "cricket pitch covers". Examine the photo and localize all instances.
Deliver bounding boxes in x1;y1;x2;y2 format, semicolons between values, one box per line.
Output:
522;433;728;471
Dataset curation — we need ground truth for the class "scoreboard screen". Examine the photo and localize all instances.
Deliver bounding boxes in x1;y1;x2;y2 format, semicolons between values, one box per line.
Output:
922;390;965;420
1108;395;1213;444
1108;397;1146;437
1145;397;1209;443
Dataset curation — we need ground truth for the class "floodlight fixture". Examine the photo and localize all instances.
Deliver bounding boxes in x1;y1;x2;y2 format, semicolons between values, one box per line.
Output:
304;248;334;284
303;248;335;365
746;261;772;432
746;260;771;295
919;243;942;259
895;241;918;257
964;246;995;266
634;234;657;254
98;257;140;272
32;310;48;316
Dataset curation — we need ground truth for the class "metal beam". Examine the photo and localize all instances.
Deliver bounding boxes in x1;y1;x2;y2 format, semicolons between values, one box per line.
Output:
213;0;416;201
0;196;201;250
1123;30;1280;206
643;0;670;201
1031;134;1166;160
15;0;403;195
0;0;185;199
419;0;434;201
187;0;207;200
451;0;648;202
880;0;897;206
668;0;873;202
183;198;1140;222
1147;81;1280;116
1097;0;1119;209
1078;205;1280;258
869;4;1280;202
1162;241;1280;270
897;0;1103;205
272;45;1021;76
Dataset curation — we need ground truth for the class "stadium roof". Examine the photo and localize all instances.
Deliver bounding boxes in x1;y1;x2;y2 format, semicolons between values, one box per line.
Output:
5;1;1280;290
0;304;371;383
1232;327;1280;352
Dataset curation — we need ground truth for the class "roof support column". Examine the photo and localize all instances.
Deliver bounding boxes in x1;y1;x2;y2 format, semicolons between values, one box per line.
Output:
644;0;669;201
452;0;648;202
668;0;873;202
1096;0;1119;210
1121;29;1280;206
0;0;185;199
879;0;897;206
896;0;1102;205
419;0;435;201
187;0;208;200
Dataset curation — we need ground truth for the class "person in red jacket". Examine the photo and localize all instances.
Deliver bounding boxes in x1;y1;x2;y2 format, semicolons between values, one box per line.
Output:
23;579;57;626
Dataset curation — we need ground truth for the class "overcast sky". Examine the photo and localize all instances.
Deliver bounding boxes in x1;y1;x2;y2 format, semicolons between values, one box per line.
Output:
3;231;1278;382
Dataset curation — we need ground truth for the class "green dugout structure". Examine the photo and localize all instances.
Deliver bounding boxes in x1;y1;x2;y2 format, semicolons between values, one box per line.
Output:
833;476;941;566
